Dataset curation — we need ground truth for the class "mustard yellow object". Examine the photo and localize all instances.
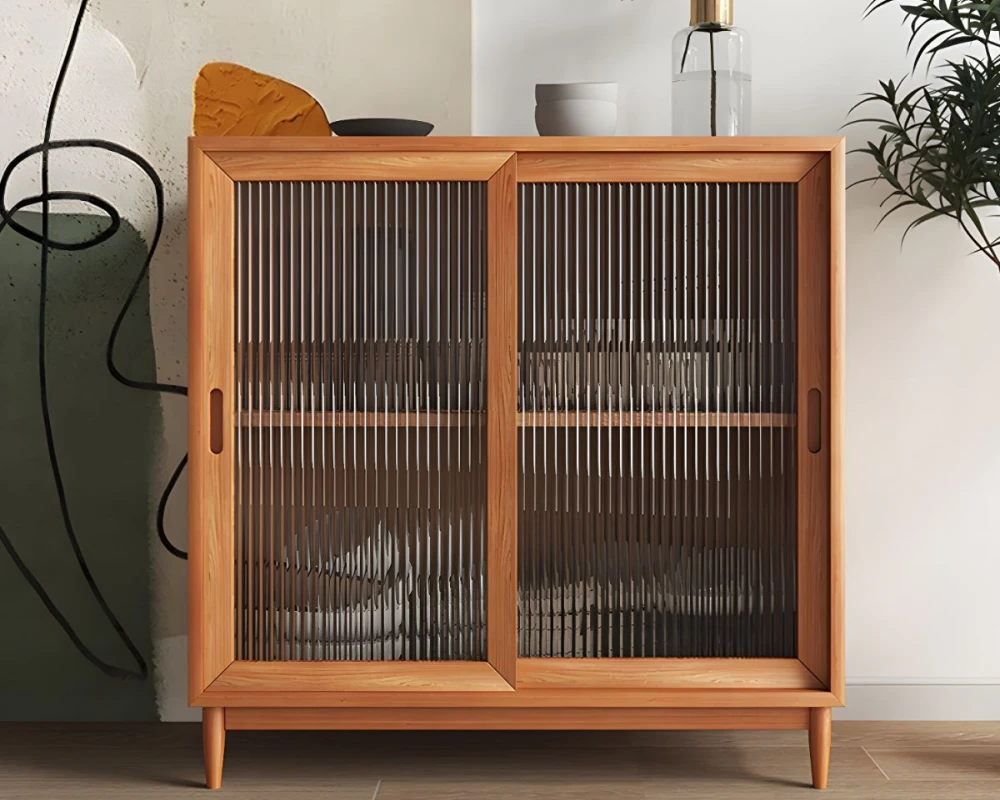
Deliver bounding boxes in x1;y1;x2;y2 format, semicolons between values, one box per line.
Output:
193;62;330;136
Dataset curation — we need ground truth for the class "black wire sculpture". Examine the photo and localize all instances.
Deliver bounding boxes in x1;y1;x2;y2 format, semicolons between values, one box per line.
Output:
0;0;189;680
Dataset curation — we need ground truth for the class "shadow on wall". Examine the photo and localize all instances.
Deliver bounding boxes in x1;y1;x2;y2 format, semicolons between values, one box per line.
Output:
0;212;160;720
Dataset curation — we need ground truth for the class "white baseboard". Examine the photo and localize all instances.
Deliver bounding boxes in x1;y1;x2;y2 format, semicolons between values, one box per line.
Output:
837;683;1000;721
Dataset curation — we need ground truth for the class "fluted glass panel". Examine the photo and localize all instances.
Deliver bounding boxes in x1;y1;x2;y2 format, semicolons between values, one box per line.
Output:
517;182;797;658
235;180;488;661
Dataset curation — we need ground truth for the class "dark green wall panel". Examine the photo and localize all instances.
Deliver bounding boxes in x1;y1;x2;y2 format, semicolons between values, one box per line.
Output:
0;212;160;720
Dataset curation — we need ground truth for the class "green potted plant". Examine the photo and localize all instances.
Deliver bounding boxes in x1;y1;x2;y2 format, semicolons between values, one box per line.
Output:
854;0;1000;272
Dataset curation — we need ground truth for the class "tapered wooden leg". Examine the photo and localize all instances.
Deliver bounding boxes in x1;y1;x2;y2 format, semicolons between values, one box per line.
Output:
809;707;832;789
203;707;225;790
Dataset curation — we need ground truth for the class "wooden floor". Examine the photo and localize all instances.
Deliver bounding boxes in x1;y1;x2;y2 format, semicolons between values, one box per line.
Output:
1;723;998;798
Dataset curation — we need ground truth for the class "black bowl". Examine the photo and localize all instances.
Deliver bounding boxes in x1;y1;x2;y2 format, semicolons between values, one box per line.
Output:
331;118;434;137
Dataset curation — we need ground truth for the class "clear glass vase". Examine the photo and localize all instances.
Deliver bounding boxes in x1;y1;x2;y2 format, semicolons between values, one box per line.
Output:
672;22;751;136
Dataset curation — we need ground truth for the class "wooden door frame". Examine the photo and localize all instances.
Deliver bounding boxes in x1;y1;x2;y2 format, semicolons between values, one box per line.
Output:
188;143;519;703
486;155;518;685
795;143;846;705
189;141;236;702
502;142;845;703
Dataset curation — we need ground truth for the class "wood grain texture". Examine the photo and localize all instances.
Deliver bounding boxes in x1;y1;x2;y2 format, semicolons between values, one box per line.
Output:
518;412;797;429
192;136;846;153
810;707;832;790
225;707;810;731
203;707;225;790
205;662;515;694
516;659;824;690
188;141;236;700
209;151;510;182
833;721;1000;747
516;152;823;183
195;684;839;709
859;745;1000;781
796;158;833;693
829;140;847;705
486;156;518;687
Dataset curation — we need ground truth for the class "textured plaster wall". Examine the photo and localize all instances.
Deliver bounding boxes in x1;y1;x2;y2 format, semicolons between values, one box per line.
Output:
1;0;471;721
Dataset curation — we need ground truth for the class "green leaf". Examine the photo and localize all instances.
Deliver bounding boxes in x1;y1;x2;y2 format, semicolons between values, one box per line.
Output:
852;1;1000;266
902;208;952;242
865;0;904;17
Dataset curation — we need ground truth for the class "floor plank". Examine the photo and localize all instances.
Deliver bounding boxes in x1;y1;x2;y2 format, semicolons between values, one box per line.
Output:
636;744;885;796
834;722;1000;748
1;723;999;798
376;781;646;800
863;746;1000;782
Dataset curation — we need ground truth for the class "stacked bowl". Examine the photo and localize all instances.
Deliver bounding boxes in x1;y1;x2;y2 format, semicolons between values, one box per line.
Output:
535;82;618;136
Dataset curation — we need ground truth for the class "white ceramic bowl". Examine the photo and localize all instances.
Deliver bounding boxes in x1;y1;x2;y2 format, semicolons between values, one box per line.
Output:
535;99;618;137
536;82;618;104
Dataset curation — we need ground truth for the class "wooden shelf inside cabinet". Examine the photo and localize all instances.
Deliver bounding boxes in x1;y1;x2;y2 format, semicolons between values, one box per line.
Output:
238;411;484;428
238;411;796;428
518;412;797;428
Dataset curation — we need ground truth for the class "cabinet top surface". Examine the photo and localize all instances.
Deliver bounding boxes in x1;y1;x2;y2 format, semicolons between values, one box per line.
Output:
190;136;844;154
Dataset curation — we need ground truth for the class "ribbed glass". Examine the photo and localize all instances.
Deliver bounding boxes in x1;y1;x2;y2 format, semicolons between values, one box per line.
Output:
517;182;797;658
234;180;488;661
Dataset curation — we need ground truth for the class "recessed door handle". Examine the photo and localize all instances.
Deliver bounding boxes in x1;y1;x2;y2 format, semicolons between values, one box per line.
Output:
807;389;822;454
210;389;224;455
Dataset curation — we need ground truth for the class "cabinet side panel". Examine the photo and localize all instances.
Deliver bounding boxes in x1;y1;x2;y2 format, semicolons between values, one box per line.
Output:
829;141;846;701
189;146;235;698
796;158;832;688
487;157;518;685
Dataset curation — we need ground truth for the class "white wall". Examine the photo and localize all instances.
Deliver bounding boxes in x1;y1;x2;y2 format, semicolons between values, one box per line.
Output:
475;0;1000;719
3;0;470;721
